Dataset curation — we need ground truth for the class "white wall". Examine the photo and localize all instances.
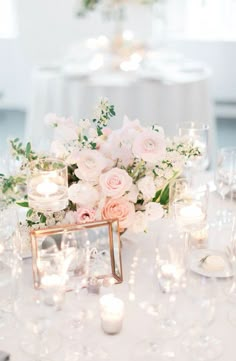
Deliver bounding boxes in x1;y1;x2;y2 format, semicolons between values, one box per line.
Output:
0;0;236;109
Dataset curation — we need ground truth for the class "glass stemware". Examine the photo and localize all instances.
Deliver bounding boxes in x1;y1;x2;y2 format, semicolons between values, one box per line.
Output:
0;203;20;330
178;122;210;179
134;220;187;360
214;147;236;224
182;275;223;361
154;219;187;339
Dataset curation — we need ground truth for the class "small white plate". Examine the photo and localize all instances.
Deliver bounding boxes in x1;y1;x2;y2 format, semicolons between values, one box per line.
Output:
189;249;233;278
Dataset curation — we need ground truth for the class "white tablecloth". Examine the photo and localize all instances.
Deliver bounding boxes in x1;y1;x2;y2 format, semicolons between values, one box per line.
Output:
1;176;236;361
25;56;215;156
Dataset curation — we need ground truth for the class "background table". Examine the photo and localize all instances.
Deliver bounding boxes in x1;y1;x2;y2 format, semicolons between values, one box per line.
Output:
24;52;215;155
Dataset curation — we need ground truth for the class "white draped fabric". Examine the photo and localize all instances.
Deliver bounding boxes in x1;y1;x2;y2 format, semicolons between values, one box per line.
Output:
25;58;215;156
1;176;236;361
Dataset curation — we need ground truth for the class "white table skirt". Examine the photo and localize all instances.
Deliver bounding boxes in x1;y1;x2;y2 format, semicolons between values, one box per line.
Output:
24;63;215;157
1;178;236;361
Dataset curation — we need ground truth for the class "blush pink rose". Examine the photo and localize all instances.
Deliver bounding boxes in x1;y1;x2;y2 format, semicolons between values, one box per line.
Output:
76;207;96;223
101;198;135;228
100;168;133;198
132;129;166;163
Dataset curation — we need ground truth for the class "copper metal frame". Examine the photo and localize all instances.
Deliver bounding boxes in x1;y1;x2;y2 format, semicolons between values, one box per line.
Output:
30;219;123;288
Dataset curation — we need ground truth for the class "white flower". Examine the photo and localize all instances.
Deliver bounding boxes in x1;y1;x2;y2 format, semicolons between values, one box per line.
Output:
44;113;66;127
137;175;156;200
132;129;167;163
54;118;79;141
130;211;148;233
79;118;91;129
50;140;68;158
75;149;112;183
124;184;139;203
145;202;164;221
61;211;77;225
68;182;99;208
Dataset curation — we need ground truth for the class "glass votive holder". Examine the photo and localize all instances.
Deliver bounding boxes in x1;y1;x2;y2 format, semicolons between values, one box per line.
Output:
99;294;124;335
170;178;208;233
178;122;210;171
27;157;68;212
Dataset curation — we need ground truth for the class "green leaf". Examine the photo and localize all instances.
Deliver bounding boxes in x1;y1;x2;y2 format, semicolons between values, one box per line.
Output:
152;189;162;202
97;127;103;136
160;184;169;206
25;142;31;157
26;209;34;218
40;214;47;223
16;201;29;208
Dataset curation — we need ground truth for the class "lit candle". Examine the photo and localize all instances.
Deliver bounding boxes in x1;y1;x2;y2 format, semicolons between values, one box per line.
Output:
179;204;205;225
100;294;124;335
36;179;58;196
161;264;176;279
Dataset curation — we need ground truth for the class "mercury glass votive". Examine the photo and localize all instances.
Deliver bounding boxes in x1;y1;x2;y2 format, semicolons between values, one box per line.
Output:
27;158;68;212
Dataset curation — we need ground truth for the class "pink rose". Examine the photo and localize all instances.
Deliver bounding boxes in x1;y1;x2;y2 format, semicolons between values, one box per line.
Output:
132;129;166;163
100;168;133;198
101;198;135;228
76;207;96;223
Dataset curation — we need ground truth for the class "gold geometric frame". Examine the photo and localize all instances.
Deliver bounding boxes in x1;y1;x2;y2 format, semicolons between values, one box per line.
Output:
30;219;123;288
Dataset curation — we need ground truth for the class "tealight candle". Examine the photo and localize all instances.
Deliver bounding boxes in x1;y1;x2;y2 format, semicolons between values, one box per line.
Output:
36;179;58;196
161;263;176;279
99;294;124;335
179;204;205;225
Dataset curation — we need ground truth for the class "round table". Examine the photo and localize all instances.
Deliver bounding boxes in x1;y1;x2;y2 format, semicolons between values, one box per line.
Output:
1;175;236;361
24;52;215;156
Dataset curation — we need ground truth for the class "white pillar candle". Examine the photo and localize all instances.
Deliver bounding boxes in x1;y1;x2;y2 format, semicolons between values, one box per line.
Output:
100;294;124;335
179;204;205;224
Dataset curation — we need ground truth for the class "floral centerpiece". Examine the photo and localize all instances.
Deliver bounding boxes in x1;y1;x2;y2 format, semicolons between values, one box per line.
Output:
76;0;157;17
0;98;200;234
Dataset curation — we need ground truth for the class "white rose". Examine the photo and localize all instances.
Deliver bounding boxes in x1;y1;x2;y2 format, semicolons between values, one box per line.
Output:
75;149;111;183
137;175;156;200
68;182;99;208
124;184;139;203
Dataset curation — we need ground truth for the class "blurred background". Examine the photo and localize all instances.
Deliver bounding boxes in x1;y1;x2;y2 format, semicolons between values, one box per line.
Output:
1;0;236;154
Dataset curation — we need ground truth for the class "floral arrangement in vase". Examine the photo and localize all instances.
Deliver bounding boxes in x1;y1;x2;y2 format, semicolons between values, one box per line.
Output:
76;0;157;17
0;98;200;234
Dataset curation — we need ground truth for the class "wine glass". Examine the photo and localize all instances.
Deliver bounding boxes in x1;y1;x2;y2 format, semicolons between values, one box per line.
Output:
0;203;20;330
134;220;187;360
14;254;65;360
215;147;236;224
178;122;210;179
182;275;223;360
154;219;187;339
